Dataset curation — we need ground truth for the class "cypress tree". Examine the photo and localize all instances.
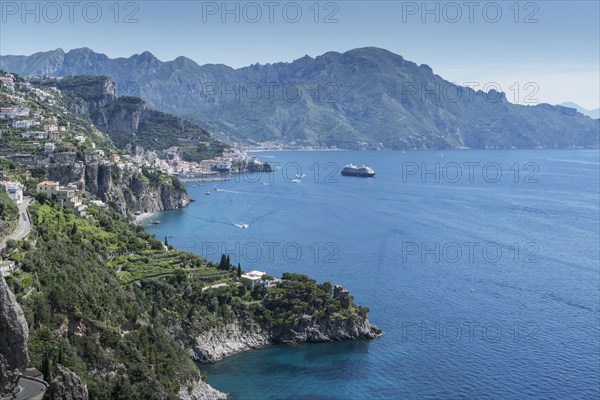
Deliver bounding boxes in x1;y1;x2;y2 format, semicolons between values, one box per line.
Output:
58;345;64;365
218;254;226;270
164;236;169;247
226;255;231;270
237;263;242;278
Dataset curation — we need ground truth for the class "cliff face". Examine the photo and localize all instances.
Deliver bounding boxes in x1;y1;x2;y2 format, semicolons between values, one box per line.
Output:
188;320;271;363
187;315;381;364
47;160;188;215
48;364;89;400
92;163;189;214
0;277;30;396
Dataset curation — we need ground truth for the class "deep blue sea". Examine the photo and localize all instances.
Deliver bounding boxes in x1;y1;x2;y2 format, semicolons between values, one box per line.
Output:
146;150;600;400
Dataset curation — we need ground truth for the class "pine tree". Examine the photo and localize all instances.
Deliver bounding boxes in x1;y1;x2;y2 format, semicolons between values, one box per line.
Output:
237;263;242;278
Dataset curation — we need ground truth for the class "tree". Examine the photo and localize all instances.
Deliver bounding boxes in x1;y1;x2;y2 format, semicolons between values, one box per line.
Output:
218;254;227;270
226;255;231;270
58;345;65;365
164;236;168;247
34;192;49;205
237;263;242;278
5;239;18;250
41;351;53;381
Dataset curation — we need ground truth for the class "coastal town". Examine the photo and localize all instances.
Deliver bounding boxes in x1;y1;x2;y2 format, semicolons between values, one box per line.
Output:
0;72;271;198
0;70;277;279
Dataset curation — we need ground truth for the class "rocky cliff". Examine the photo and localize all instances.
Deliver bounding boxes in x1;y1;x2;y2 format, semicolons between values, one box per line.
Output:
0;277;30;396
188;315;381;364
47;364;89;400
47;157;188;215
86;162;189;214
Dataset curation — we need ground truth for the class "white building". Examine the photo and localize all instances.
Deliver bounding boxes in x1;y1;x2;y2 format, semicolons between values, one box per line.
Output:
241;270;267;289
13;120;40;129
0;181;24;204
36;180;59;197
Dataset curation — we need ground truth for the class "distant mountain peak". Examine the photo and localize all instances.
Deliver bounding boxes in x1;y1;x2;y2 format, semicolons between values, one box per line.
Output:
560;102;600;119
131;51;159;63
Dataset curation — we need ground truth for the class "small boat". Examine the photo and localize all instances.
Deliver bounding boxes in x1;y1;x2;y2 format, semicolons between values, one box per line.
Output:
341;164;376;177
205;191;211;196
189;199;196;203
151;221;161;225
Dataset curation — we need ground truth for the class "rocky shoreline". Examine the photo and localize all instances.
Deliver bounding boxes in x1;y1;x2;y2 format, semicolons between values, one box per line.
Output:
180;315;381;398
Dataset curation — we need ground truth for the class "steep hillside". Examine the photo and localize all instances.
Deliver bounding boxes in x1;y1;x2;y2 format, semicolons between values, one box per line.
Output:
0;73;190;215
32;75;225;161
2;202;379;399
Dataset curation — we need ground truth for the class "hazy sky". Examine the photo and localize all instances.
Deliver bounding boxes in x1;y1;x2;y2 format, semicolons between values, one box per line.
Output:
1;1;598;108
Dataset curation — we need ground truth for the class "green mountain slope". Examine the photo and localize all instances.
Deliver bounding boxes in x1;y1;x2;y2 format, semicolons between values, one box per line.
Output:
2;47;598;149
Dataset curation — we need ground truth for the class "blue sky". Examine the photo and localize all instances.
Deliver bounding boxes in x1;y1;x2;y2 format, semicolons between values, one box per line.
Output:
1;1;598;108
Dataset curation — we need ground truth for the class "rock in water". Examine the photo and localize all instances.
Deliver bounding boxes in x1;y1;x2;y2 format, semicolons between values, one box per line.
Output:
0;277;30;396
48;364;88;400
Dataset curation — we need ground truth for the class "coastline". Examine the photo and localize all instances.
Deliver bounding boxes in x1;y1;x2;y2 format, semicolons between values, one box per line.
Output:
133;212;156;225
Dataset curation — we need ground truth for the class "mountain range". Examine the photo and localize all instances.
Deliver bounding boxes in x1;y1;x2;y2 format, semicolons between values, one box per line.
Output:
1;47;598;149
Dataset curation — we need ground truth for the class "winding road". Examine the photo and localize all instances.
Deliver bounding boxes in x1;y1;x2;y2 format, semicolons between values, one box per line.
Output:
0;196;32;249
0;377;46;400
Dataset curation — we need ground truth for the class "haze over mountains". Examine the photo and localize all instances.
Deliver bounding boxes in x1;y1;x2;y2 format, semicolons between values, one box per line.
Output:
1;47;598;149
560;102;600;119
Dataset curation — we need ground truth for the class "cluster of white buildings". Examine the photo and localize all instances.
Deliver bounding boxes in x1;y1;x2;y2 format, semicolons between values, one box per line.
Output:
135;147;255;178
0;74;15;92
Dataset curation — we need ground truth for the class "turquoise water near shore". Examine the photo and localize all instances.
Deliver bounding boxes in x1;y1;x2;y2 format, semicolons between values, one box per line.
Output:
147;150;599;400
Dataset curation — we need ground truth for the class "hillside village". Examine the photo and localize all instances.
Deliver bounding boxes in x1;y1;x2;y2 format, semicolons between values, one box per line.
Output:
0;72;272;222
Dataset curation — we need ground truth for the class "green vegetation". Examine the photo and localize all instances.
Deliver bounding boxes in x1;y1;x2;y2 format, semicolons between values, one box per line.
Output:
257;273;359;326
3;196;368;398
7;202;208;398
0;192;18;222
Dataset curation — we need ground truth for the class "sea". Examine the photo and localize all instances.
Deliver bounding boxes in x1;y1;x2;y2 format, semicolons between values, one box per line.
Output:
146;150;600;400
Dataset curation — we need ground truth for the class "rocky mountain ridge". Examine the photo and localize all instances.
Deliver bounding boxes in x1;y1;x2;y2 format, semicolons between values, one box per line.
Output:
2;47;598;149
